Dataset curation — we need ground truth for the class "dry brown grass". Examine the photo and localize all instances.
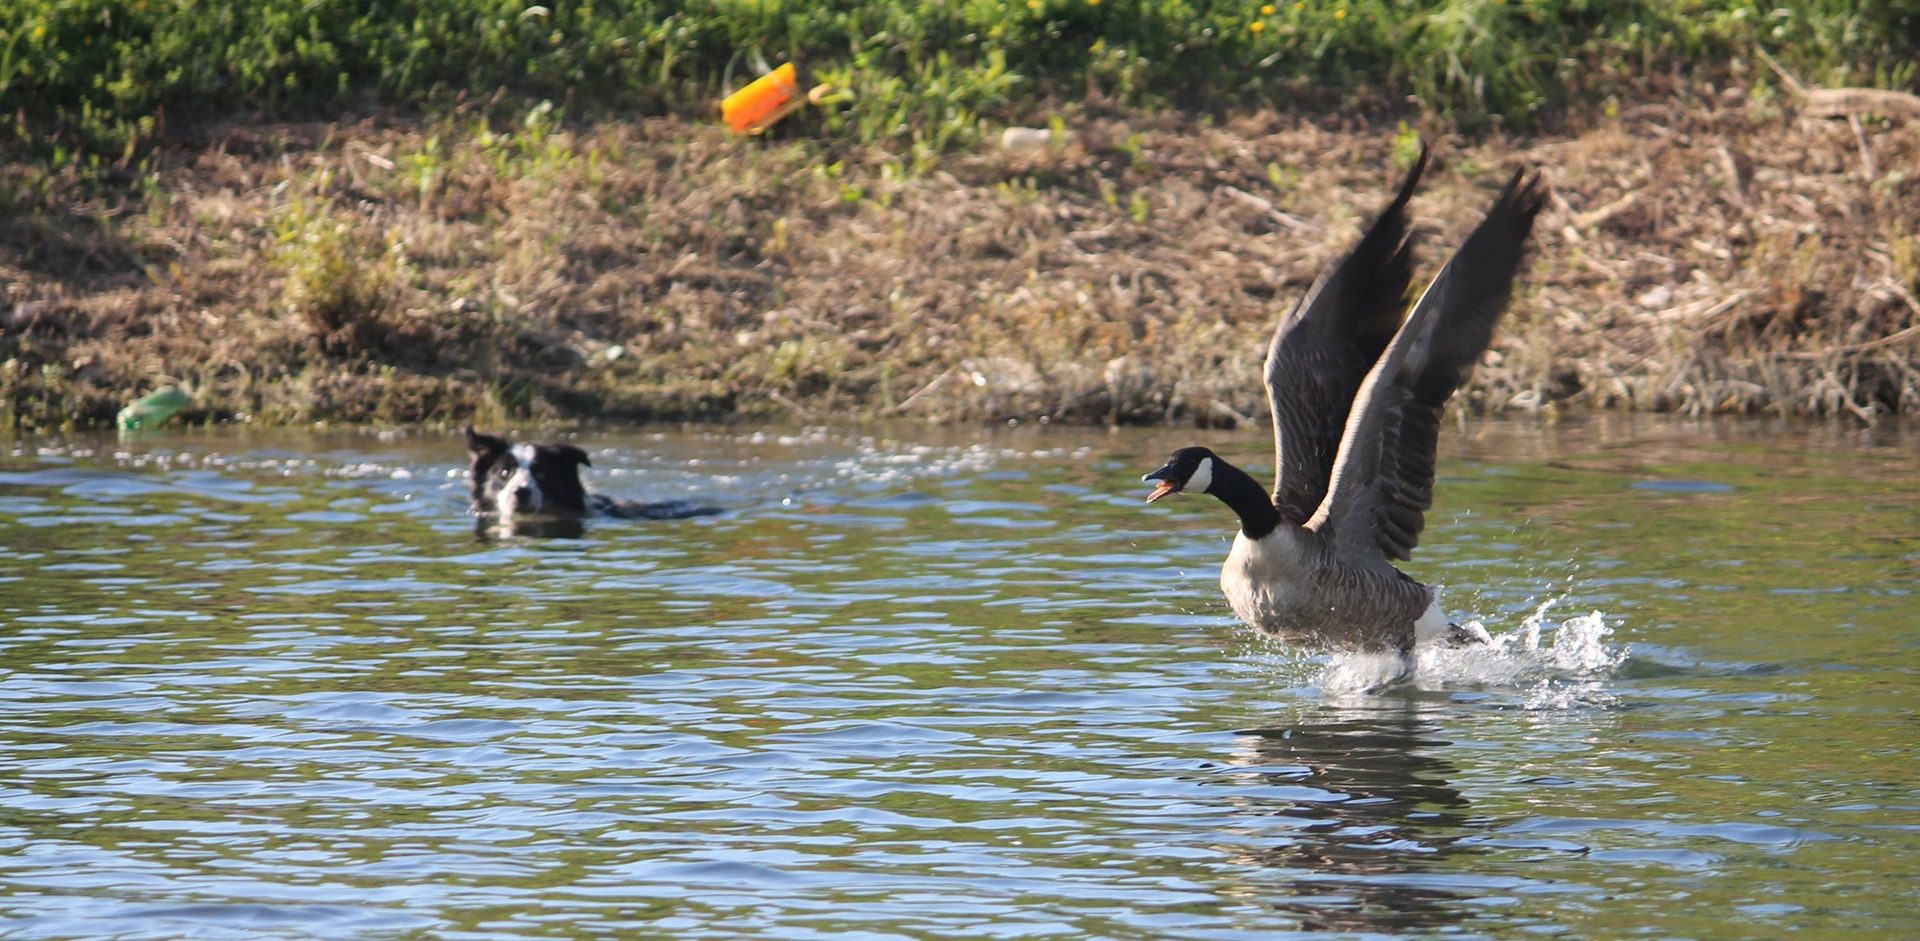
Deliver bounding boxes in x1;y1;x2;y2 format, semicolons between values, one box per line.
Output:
1;98;1915;431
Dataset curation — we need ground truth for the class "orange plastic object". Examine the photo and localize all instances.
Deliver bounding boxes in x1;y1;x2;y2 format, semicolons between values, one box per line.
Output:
722;62;806;135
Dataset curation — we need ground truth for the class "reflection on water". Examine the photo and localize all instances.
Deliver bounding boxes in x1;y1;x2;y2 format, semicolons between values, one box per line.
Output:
1224;706;1473;933
0;418;1915;939
475;514;587;540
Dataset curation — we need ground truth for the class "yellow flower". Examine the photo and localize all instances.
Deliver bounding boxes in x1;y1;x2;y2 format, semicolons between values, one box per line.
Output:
1249;20;1265;31
1294;2;1304;9
1027;0;1041;8
1088;0;1101;5
1261;4;1275;13
1333;8;1347;18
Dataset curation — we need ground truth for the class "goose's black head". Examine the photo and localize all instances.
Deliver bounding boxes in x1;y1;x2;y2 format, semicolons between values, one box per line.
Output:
1141;447;1220;504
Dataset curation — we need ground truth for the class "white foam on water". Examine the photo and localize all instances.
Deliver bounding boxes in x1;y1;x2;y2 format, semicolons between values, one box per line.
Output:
1413;596;1626;708
1314;649;1417;693
1307;594;1628;706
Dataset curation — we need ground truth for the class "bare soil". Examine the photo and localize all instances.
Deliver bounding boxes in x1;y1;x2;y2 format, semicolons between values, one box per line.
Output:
2;97;1916;431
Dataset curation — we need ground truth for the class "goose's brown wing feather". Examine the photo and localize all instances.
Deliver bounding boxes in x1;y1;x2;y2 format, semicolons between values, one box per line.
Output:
1310;168;1548;562
1264;147;1429;524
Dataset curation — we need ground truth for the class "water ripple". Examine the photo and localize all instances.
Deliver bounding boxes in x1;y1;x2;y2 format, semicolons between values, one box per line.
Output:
0;425;1914;939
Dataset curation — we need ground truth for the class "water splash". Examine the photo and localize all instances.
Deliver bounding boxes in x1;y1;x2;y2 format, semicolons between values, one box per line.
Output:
1311;596;1627;705
1415;596;1626;707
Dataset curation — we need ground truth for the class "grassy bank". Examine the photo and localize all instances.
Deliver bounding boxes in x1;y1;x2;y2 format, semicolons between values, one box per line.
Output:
2;0;1914;161
3;100;1916;431
0;2;1916;430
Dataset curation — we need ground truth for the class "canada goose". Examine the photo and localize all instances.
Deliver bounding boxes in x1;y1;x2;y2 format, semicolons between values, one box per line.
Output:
1142;148;1546;655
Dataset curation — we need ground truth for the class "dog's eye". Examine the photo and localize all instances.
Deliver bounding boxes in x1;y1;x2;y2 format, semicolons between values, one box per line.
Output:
497;467;512;478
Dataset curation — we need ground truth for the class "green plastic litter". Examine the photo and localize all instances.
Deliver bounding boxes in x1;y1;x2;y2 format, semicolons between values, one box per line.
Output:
117;387;193;430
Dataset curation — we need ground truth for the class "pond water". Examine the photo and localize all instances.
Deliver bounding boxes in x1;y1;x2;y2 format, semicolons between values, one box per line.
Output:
0;418;1915;940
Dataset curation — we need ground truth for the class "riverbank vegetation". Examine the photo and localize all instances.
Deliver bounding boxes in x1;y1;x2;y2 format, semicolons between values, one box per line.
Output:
1;1;1916;429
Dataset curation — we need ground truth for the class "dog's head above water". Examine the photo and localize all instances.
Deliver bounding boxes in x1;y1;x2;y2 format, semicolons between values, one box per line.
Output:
465;426;591;518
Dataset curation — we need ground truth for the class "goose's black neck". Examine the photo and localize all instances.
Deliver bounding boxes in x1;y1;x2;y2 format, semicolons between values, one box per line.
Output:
1206;456;1283;540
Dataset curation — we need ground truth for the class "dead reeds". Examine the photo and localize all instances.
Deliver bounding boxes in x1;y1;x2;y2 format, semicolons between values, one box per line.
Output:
0;95;1914;430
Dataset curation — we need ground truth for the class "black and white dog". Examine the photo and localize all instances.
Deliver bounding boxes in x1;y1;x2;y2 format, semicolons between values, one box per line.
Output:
466;427;722;535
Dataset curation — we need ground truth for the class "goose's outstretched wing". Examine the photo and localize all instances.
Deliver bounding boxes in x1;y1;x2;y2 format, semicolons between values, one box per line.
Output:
1310;168;1547;562
1264;147;1428;524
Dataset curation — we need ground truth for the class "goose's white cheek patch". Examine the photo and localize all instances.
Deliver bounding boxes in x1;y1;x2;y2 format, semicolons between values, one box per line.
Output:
1187;457;1214;494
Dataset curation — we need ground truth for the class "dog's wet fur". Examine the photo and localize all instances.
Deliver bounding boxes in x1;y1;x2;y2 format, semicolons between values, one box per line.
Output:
465;427;722;535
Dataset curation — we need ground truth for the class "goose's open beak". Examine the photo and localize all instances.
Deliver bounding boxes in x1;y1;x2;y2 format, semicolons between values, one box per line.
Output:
1142;471;1179;504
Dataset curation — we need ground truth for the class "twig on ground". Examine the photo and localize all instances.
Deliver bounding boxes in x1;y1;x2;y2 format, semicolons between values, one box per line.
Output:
1805;88;1920;120
1220;186;1318;234
768;391;817;420
1573;192;1639;231
1848;114;1877;182
881;368;956;416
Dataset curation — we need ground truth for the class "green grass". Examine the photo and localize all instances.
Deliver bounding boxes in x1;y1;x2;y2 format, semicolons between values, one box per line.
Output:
1;0;1913;161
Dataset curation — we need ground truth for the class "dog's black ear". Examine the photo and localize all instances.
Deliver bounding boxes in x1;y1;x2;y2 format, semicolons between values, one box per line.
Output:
466;426;507;456
556;444;591;467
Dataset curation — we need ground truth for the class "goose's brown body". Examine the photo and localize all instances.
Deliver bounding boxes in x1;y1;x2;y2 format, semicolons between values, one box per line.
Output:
1221;526;1434;651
